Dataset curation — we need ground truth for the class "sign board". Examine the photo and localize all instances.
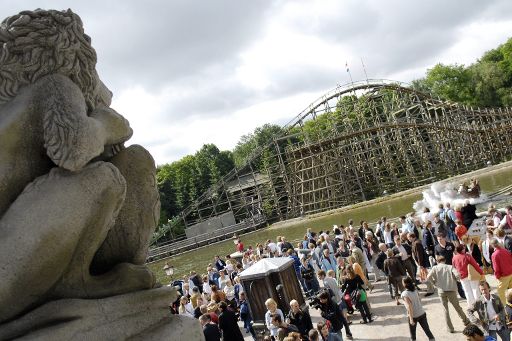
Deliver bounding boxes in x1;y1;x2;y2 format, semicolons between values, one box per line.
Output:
467;217;487;237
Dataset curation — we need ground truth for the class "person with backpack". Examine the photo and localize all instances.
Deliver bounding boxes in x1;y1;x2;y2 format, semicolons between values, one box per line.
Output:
452;244;484;308
341;266;373;324
443;203;458;241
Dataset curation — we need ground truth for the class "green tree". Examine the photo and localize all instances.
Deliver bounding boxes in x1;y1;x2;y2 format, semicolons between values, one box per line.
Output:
412;37;512;107
414;63;473;103
155;144;235;240
232;124;285;169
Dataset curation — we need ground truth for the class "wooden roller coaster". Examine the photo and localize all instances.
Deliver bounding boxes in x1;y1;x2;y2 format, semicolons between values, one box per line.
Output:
157;79;512;252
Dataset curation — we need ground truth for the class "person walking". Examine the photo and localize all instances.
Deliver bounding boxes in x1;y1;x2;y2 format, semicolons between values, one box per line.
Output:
408;233;434;296
393;235;416;282
316;289;348;340
239;292;256;340
301;256;320;295
467;281;510;341
322;270;354;340
287;299;313;340
318;270;342;304
383;249;406;305
427;255;470;333
218;301;244;341
321;248;337;272
376;243;393;298
491;238;512;305
265;298;284;339
434;232;455;265
452;244;484;307
401;277;436;341
341;266;372;324
422;220;438;267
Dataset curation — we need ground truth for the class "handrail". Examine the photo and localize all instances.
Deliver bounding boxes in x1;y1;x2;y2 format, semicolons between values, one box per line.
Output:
147;215;267;261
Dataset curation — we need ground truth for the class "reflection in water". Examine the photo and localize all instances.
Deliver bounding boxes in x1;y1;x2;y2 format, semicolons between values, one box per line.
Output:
149;165;512;283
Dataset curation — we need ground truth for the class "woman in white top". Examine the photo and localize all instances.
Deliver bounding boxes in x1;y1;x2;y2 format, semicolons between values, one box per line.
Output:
202;275;212;298
242;254;253;269
264;298;284;338
223;280;236;303
401;277;435;341
481;228;494;269
178;296;194;317
383;223;394;247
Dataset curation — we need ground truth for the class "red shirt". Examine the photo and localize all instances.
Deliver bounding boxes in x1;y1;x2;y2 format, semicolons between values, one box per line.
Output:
209;312;219;324
492;247;512;279
236;242;244;252
455;225;467;240
452;252;483;279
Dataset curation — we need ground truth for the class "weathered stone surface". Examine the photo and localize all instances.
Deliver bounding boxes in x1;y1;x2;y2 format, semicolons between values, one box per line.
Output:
0;9;192;340
0;286;202;341
0;162;127;322
92;145;161;272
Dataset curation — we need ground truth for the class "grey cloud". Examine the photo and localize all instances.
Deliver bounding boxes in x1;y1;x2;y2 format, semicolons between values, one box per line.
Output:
0;1;274;92
292;0;504;78
83;1;274;92
1;0;510;164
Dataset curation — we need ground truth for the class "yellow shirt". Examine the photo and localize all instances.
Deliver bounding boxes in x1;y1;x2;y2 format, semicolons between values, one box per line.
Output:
353;263;367;282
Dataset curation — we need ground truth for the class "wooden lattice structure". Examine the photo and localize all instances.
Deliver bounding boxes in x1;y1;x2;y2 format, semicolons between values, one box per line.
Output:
173;80;512;233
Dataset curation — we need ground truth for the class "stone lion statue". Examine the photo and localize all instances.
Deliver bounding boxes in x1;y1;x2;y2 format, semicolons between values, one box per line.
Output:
0;9;201;340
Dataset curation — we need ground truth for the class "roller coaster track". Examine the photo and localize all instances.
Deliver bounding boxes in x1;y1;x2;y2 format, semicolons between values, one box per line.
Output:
154;79;512;250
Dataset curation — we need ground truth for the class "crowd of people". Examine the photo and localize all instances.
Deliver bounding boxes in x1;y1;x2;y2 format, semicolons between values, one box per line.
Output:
168;202;512;341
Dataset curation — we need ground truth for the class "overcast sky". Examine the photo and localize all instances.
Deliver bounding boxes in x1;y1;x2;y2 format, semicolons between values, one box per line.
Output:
2;1;511;165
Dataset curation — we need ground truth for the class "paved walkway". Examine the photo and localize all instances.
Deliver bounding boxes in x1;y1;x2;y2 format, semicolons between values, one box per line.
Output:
241;275;503;340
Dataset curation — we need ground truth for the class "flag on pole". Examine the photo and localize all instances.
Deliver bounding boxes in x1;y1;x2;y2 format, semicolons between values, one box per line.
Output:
346;61;349;72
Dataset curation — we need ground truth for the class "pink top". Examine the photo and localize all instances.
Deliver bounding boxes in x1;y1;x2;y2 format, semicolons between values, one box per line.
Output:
452;252;483;279
492;247;512;279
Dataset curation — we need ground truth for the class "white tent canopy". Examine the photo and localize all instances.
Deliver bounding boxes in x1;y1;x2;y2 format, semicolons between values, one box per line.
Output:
239;258;293;280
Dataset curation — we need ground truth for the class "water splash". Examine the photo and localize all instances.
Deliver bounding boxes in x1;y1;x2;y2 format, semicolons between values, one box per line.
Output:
413;181;488;215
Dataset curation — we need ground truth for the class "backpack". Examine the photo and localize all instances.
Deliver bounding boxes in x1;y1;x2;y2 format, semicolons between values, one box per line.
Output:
445;209;455;227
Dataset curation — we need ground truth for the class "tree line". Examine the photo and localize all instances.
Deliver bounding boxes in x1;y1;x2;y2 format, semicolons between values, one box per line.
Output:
155;37;512;242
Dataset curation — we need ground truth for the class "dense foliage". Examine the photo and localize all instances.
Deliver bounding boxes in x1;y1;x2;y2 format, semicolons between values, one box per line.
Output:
412;37;512;107
156;144;234;239
232;124;285;168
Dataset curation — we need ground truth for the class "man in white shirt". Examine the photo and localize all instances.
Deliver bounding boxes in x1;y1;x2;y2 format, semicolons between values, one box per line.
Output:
467;281;509;341
266;239;278;254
